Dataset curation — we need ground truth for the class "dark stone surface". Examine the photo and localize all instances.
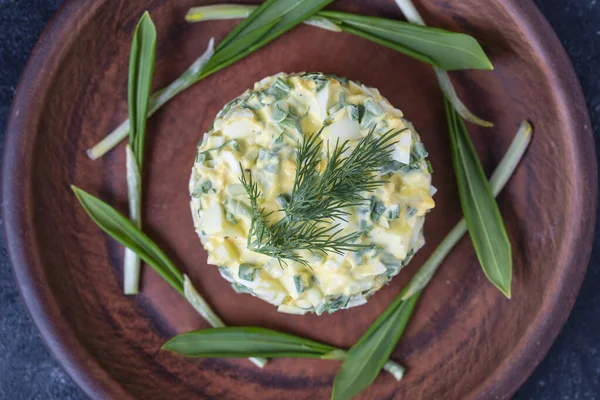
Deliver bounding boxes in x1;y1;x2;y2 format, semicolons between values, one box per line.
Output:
0;0;598;398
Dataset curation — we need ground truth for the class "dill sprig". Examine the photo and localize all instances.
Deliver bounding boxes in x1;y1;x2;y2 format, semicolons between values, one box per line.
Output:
284;127;406;223
240;126;406;265
240;166;364;265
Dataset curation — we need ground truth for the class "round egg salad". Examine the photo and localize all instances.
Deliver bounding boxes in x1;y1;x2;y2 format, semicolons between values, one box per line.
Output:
189;72;435;315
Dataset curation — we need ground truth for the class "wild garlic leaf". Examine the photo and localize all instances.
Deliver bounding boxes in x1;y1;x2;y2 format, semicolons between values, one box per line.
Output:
71;186;184;294
128;11;157;167
202;0;335;76
445;100;512;297
186;4;342;32
124;12;157;295
331;292;420;400
321;11;492;71
162;327;336;358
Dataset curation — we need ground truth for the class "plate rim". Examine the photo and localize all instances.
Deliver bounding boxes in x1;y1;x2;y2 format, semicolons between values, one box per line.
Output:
2;0;597;399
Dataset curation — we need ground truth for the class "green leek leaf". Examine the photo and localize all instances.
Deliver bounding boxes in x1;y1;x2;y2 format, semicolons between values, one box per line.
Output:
123;12;157;294
201;0;335;77
163;327;336;358
321;10;492;71
128;12;157;167
445;100;512;297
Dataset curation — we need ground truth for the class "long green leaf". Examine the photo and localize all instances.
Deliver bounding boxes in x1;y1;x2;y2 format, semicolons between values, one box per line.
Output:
205;16;283;71
72;186;184;293
446;100;512;297
128;12;157;167
186;4;338;32
331;292;420;400
338;24;435;67
123;12;157;294
321;11;492;71
201;0;335;77
163;327;337;358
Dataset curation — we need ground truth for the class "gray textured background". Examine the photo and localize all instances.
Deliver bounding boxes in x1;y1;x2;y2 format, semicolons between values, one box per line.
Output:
1;0;599;399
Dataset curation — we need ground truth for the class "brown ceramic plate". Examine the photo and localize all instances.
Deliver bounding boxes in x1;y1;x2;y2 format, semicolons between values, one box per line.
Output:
3;0;597;399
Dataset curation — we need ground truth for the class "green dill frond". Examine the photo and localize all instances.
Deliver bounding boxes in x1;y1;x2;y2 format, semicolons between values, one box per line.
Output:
239;126;408;265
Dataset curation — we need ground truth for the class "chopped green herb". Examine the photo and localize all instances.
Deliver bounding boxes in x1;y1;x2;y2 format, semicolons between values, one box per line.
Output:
328;102;345;116
258;149;276;160
201;180;213;193
272;103;288;122
364;98;383;115
279;117;303;133
294;275;306;294
360;110;377;129
370;246;385;258
406;206;417;217
370;200;386;222
412;142;428;159
357;104;366;123
225;209;238;225
231;283;254;294
196;139;238;163
348;104;360;121
243;91;265;110
380;252;401;276
264;163;280;174
386;204;401;220
380;160;403;174
426;160;434;174
327;296;350;314
218;98;242;118
325;74;349;84
265;77;292;100
359;219;371;233
401;249;415;267
218;266;232;280
316;79;328;91
238;264;257;281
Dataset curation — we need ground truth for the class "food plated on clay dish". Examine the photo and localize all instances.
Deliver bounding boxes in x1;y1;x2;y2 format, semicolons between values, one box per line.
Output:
190;72;435;314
